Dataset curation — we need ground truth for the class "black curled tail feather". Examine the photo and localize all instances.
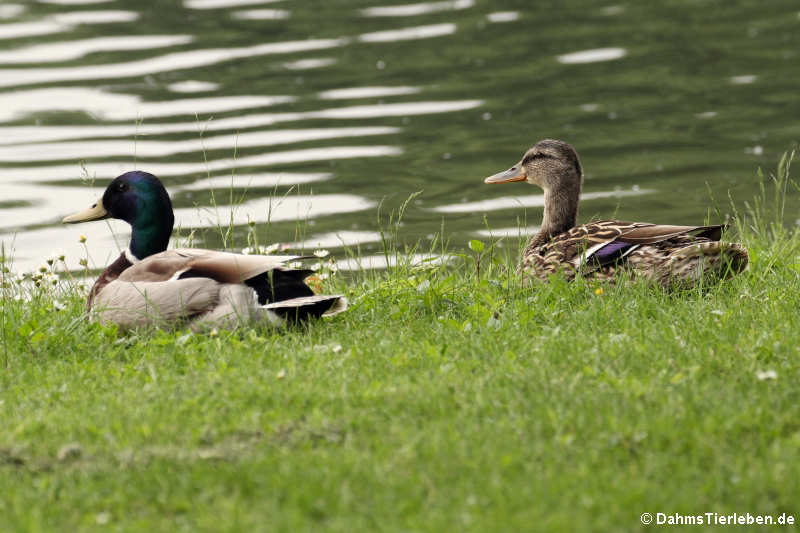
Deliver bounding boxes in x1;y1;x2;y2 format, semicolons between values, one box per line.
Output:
244;269;315;304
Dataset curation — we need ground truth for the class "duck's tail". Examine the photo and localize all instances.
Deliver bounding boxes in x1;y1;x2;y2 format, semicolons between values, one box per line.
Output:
262;294;348;324
668;241;748;281
628;240;748;287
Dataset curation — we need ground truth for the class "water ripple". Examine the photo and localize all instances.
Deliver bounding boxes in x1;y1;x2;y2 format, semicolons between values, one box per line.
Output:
431;189;654;213
4;222;131;274
474;226;539;238
0;100;482;145
730;74;757;85
0;38;347;88
319;86;421;100
185;0;287;9
361;0;473;17
167;80;220;93
0;126;400;163
177;173;333;191
1;183;113;230
49;10;139;25
174;194;376;228
108;95;295;121
38;0;113;4
557;47;627;64
289;231;382;250
0;88;293;122
0;87;138;122
0;35;193;64
283;58;337;70
306;100;482;119
233;9;290;20
2;145;404;182
0;10;138;40
486;12;519;23
359;23;456;43
0;4;25;19
0;20;71;40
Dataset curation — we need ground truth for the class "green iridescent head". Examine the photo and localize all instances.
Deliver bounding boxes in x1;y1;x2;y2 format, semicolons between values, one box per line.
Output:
63;171;174;260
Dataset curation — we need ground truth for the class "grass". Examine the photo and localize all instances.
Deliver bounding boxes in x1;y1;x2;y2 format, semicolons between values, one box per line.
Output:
2;158;800;532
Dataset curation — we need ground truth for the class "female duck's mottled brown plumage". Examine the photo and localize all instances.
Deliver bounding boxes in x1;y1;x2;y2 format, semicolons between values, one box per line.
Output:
484;139;749;286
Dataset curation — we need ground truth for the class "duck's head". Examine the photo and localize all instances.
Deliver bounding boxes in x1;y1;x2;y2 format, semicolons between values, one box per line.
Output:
483;139;583;191
63;171;173;260
484;139;584;235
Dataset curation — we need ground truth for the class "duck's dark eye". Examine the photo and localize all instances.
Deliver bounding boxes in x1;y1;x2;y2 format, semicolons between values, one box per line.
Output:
117;182;129;192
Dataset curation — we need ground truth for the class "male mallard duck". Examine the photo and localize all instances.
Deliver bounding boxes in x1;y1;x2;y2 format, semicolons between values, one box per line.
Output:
63;171;347;330
483;139;749;286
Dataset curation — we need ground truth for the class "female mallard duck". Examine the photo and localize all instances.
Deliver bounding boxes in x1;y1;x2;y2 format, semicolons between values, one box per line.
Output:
62;171;347;330
484;139;749;286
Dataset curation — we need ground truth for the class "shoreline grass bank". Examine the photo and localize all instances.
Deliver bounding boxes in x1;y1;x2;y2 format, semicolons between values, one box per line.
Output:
2;160;800;531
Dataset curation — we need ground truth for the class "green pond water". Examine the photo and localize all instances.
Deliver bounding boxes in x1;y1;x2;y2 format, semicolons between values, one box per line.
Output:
1;0;799;273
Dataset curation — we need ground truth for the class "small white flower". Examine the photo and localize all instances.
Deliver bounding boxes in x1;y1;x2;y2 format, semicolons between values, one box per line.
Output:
317;273;330;280
710;309;724;316
241;247;253;255
327;261;339;273
276;368;287;379
310;262;322;271
53;300;67;311
756;370;777;381
264;243;280;254
313;249;330;258
332;344;342;353
287;261;303;269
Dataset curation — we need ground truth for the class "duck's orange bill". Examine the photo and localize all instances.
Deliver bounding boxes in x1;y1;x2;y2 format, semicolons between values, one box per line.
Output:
483;167;526;184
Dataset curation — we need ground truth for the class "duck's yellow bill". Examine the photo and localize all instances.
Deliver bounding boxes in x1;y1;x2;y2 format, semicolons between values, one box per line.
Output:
484;167;526;184
63;198;108;224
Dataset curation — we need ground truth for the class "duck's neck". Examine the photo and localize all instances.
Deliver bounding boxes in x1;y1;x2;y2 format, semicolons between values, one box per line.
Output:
129;215;173;260
541;184;579;236
528;183;580;250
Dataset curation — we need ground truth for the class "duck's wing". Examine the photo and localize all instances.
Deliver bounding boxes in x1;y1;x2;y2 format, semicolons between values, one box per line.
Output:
581;222;725;271
523;221;634;279
116;248;319;305
616;224;724;244
546;220;645;268
118;248;310;283
538;221;725;273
